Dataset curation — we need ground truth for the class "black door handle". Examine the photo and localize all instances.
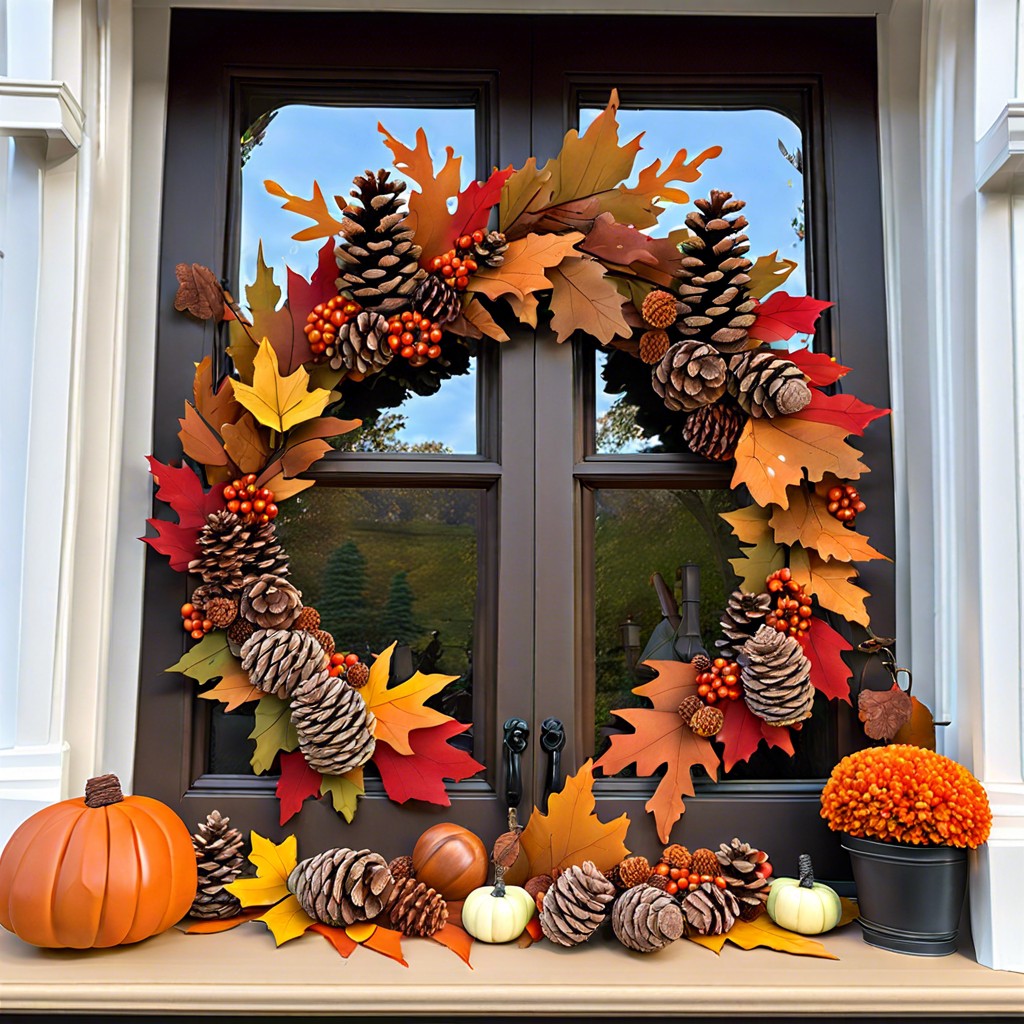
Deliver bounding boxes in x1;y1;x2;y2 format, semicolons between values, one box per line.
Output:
502;717;529;810
540;717;566;808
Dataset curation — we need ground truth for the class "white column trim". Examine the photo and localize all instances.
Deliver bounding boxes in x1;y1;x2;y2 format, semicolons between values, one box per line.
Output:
977;101;1024;191
0;80;84;161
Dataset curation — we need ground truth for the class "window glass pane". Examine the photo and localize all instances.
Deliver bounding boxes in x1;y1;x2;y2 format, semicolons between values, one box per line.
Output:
239;104;479;454
207;485;482;773
579;105;807;455
590;488;837;780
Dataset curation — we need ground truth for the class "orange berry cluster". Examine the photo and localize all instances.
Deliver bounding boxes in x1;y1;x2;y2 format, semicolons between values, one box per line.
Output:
304;296;361;358
429;230;485;290
387;311;444;365
180;602;213;641
652;861;728;896
827;484;866;524
765;567;812;637
696;657;741;703
224;474;278;525
820;744;993;848
329;651;363;678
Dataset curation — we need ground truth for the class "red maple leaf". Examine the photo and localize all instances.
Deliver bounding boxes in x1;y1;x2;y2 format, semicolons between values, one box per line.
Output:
282;240;339;374
276;749;324;825
794;389;889;436
751;292;833;343
142;519;202;572
373;721;484;806
799;618;853;704
717;700;795;772
147;456;223;527
448;167;514;248
786;347;850;387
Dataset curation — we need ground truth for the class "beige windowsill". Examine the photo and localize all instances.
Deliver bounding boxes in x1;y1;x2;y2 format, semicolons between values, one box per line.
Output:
1;923;1021;1016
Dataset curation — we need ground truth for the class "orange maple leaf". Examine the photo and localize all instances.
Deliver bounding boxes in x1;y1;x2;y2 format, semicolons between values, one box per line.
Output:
790;546;871;626
264;180;345;241
770;485;889;563
594;661;721;843
467;232;583;305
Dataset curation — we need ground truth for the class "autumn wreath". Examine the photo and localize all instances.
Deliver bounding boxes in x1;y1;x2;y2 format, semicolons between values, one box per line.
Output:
147;91;896;833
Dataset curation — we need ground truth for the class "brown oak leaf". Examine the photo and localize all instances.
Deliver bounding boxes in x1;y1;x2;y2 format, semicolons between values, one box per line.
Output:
547;256;631;345
466;232;583;305
790;545;871;626
174;263;225;321
770;485;889;563
858;684;914;740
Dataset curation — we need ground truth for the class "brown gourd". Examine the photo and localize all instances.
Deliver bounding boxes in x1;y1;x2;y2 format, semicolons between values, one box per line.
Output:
412;823;488;901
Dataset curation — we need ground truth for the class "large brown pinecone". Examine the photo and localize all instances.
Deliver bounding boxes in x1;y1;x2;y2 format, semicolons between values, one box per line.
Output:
414;273;460;325
189;810;245;920
336;170;426;314
611;883;684;953
332;310;392;375
651;340;728;412
681;400;747;461
681;881;740;936
241;574;303;629
288;848;395;926
464;230;508;268
240;628;327;700
717;589;773;658
539;860;616;947
676;190;757;352
728;350;812;418
290;670;377;774
188;511;249;591
387;877;449;937
715;838;771;921
241;521;291;584
740;624;814;726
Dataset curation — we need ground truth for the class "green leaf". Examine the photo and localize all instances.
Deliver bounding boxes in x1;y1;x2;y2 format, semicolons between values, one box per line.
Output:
320;767;364;823
165;632;234;686
249;695;299;774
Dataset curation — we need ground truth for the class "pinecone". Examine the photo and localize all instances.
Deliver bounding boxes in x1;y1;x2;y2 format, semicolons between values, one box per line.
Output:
240;521;290;584
189;511;250;590
345;661;370;689
240;629;327;699
639;329;671;364
678;694;705;723
226;617;255;657
740;624;814;726
718;589;773;658
682;400;747;461
646;873;670;892
465;230;508;268
690;704;724;737
240;575;303;629
294;606;321;632
676;190;757;353
690;848;719;878
311;629;336;659
332;310;392;375
641;289;680;329
539;860;616;946
414;273;461;325
204;596;239;630
681;882;740;935
612;884;684;953
288;848;395;926
652;341;728;412
189;810;245;920
662;844;692;871
336;170;426;314
691;653;712;673
618;856;652;889
728;350;812;418
388;855;416;883
290;670;377;774
716;838;771;921
604;864;624;891
388;877;449;937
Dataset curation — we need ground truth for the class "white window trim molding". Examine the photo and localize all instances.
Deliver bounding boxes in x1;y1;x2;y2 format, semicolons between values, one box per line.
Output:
0;80;84;162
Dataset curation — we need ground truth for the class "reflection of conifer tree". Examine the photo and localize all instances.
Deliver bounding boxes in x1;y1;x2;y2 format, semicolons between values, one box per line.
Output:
379;570;419;645
320;541;370;646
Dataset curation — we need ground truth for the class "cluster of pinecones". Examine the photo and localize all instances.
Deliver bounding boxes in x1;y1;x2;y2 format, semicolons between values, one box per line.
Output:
637;191;813;462
715;587;815;727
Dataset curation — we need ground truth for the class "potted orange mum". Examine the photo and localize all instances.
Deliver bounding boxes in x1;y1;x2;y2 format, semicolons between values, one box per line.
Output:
820;744;992;956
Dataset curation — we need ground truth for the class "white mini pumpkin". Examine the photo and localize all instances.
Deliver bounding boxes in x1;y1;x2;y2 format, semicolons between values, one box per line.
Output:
461;879;535;943
766;853;842;935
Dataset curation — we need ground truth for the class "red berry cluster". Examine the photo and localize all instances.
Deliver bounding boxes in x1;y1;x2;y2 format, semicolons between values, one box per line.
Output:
765;568;812;637
827;484;866;524
652;861;728;896
304;296;361;359
180;602;213;641
329;652;363;678
224;474;278;525
387;311;444;366
696;657;741;703
429;231;485;290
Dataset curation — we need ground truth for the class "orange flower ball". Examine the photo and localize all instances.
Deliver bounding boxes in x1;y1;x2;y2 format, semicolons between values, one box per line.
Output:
820;744;992;849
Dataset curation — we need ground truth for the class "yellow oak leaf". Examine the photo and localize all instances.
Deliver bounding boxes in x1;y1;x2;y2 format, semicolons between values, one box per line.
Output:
225;831;297;908
249;694;299;774
360;642;457;756
514;760;630;880
770;486;889;563
466;232;584;304
720;503;773;546
746;250;799;299
731;416;867;510
687;914;839;959
320;767;365;823
547;257;631;345
790;545;871;626
264;180;345;241
720;504;786;591
231;338;331;434
257;894;314;946
197;672;262;712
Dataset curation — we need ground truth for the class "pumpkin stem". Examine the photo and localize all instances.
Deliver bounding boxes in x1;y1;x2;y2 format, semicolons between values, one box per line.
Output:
84;773;124;807
798;853;815;888
491;862;507;898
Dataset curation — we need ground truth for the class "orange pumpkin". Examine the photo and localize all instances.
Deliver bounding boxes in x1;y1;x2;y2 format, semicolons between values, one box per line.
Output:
0;773;197;948
412;822;488;901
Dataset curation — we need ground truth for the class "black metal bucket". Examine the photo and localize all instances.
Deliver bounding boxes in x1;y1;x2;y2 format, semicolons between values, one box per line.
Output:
842;834;968;956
